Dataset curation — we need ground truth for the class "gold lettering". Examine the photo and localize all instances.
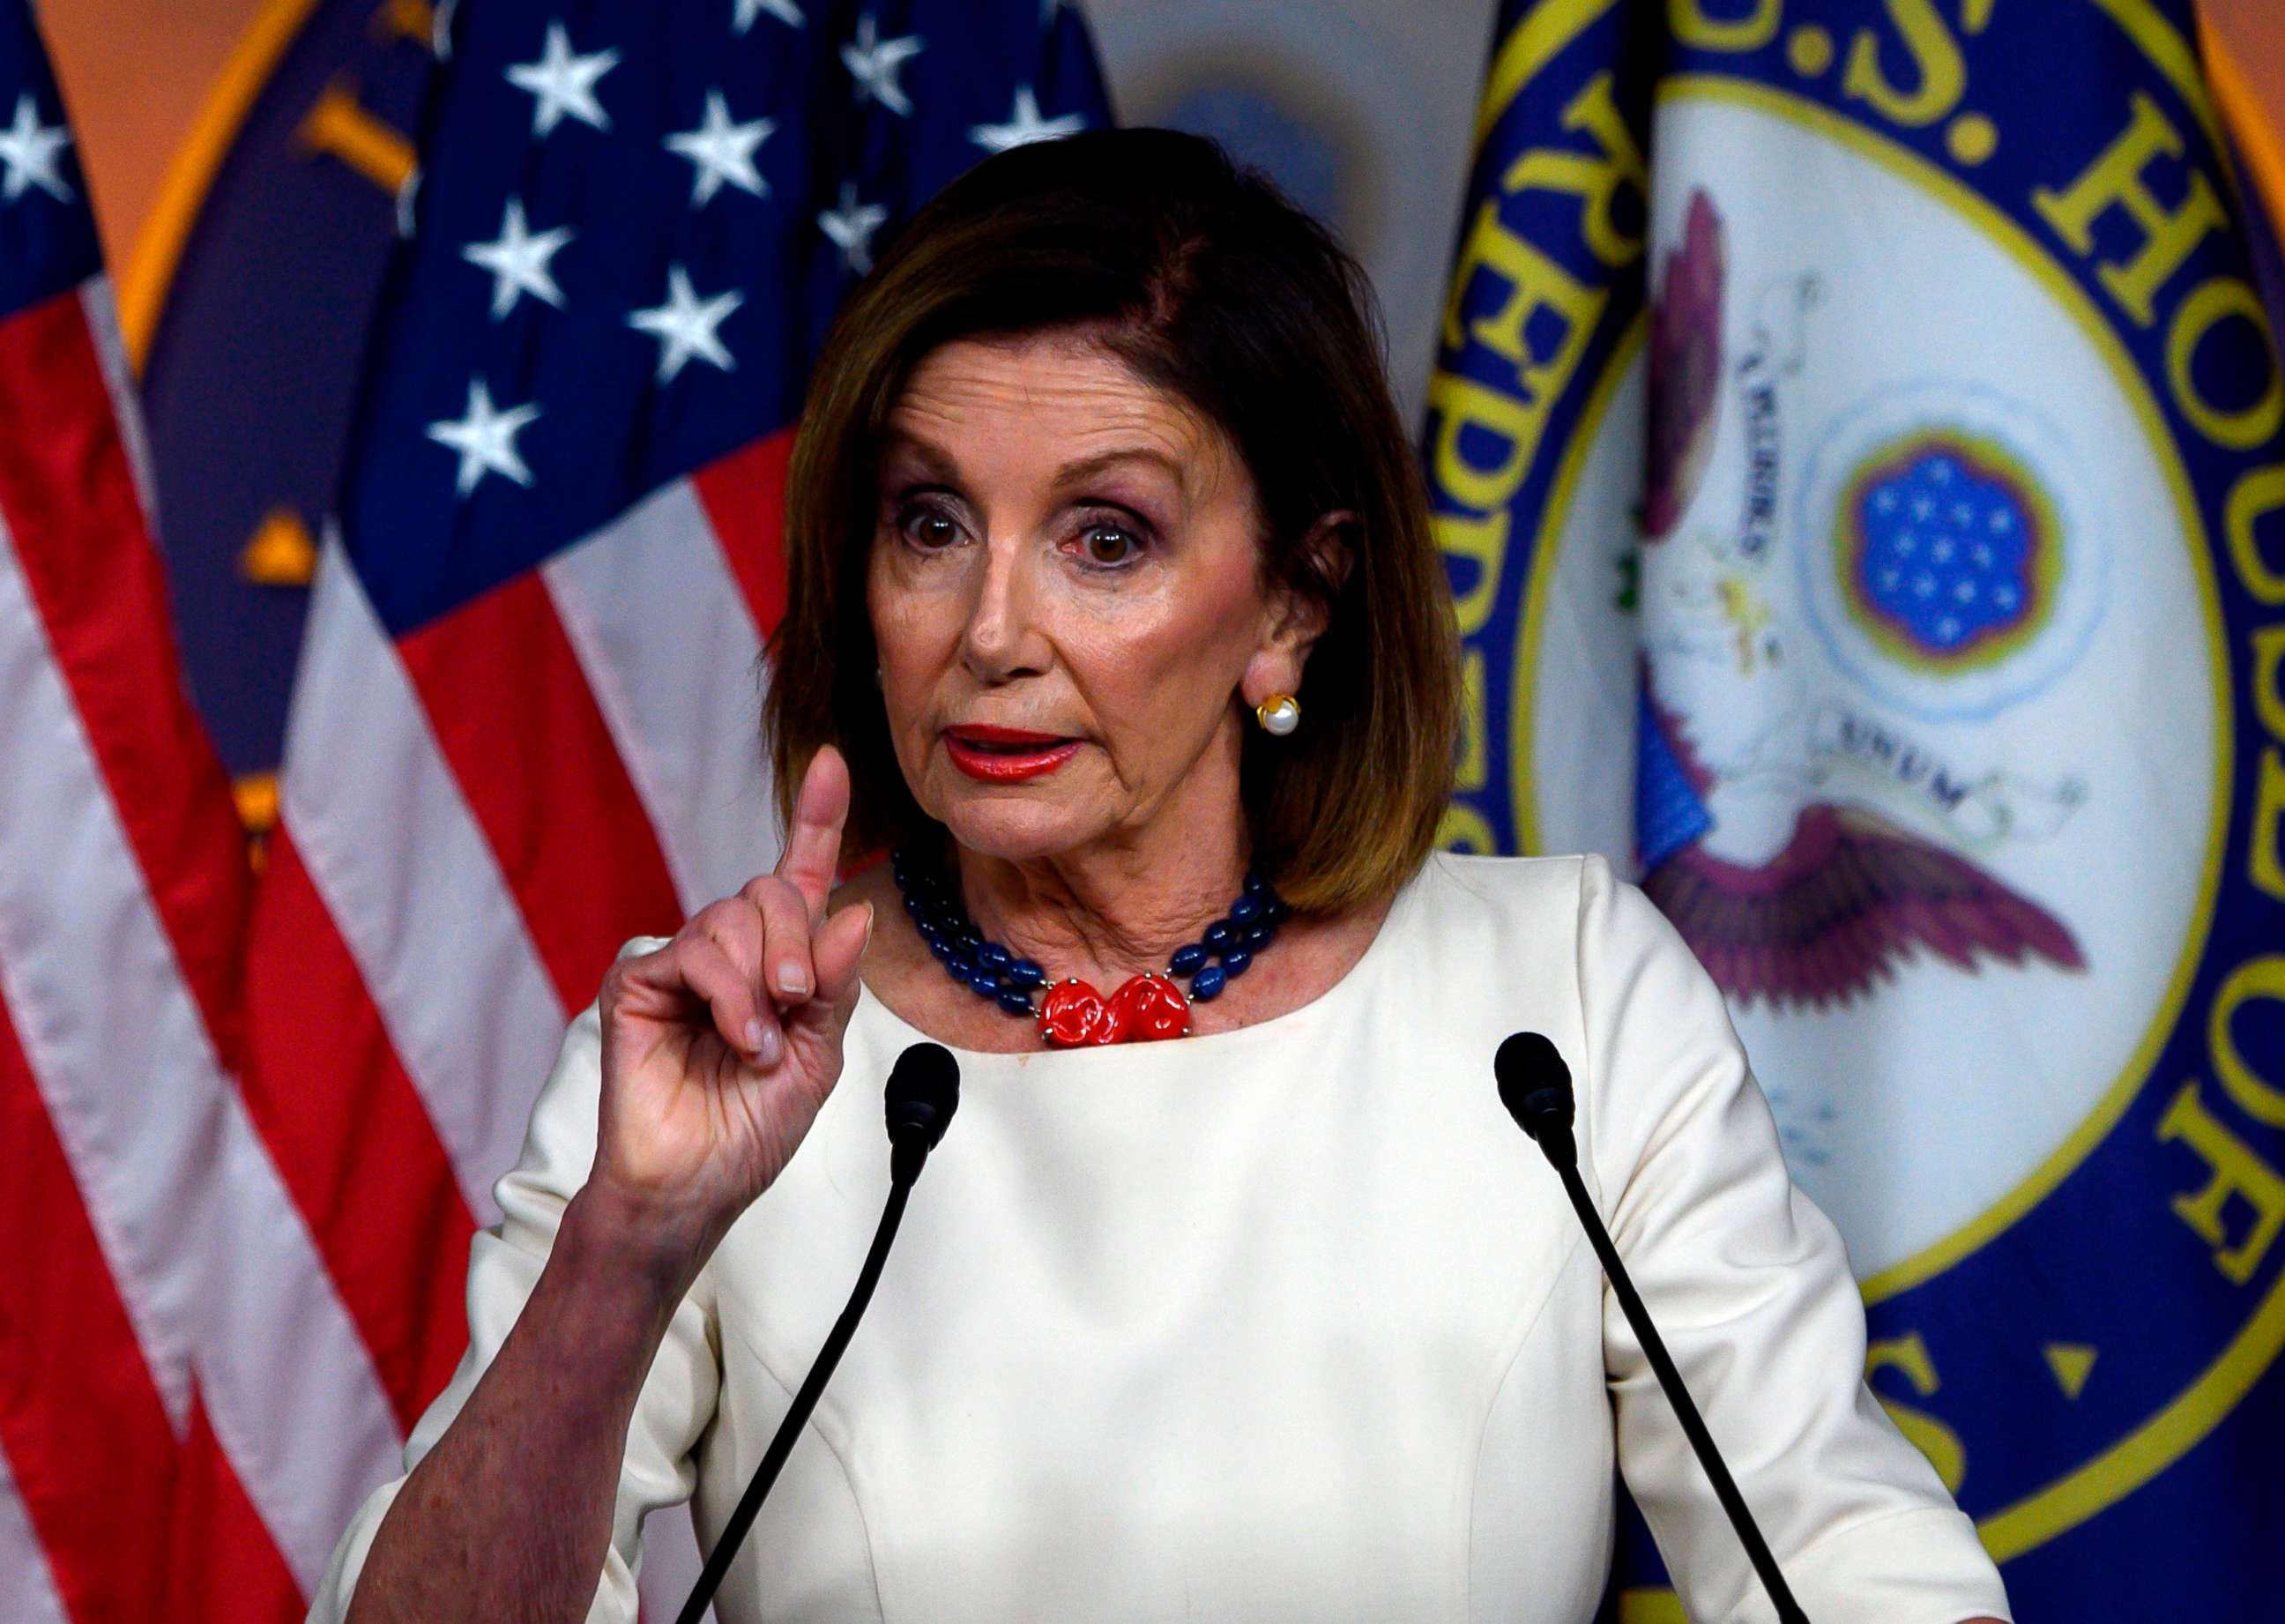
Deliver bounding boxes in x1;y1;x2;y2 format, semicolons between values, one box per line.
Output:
1667;0;1781;52
1500;72;1648;269
1456;648;1490;791
295;79;417;194
1430;205;1604;513
1428;371;1556;515
2254;625;2285;741
2031;93;2228;328
1866;1331;1968;1492
2165;278;2285;450
1841;0;1967;128
1442;200;1605;374
2211;956;2285;1127
1472;0;1622;154
2225;465;2285;603
2249;749;2285;904
1434;506;1510;638
1437;801;1499;854
2157;1078;2285;1283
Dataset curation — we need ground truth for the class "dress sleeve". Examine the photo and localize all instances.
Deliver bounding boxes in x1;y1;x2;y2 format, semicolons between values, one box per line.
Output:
1572;854;2010;1624
301;957;720;1624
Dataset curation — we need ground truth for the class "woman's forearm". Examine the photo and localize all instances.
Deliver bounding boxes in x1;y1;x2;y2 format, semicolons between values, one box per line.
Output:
343;1188;703;1624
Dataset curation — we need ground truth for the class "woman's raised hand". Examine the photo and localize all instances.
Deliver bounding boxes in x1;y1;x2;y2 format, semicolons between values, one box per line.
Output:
589;745;875;1260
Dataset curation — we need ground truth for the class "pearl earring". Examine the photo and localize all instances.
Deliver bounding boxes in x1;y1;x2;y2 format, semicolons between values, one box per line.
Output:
1254;693;1300;736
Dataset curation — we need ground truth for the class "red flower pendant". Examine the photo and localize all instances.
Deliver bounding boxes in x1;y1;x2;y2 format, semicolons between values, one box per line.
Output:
1037;972;1192;1047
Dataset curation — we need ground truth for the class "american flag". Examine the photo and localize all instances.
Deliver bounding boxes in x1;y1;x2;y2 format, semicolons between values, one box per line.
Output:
0;0;1107;1617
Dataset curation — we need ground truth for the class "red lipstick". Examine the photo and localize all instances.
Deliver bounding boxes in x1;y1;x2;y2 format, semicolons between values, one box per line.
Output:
943;725;1083;783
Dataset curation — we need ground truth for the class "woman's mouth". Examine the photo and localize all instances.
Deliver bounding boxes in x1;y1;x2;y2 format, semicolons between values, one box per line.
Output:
942;725;1083;783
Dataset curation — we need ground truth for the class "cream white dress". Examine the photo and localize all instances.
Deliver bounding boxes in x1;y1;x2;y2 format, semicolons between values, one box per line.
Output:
308;853;2012;1624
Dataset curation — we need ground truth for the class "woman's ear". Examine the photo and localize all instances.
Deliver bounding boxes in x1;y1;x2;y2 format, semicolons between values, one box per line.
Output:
1245;510;1355;705
1279;510;1356;651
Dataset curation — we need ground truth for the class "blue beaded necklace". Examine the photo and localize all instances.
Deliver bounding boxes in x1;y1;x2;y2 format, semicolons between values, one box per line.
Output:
889;849;1288;1047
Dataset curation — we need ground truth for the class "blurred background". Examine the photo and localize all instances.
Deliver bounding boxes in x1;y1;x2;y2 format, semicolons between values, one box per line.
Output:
38;0;2285;404
63;0;1520;413
33;0;2285;802
52;0;1530;816
6;4;2285;1622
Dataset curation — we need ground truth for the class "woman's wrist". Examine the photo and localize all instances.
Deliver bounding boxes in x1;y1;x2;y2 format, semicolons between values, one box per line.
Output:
556;1181;715;1324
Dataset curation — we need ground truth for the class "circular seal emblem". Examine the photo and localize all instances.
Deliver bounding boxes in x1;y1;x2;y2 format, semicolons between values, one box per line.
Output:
1426;1;2285;1597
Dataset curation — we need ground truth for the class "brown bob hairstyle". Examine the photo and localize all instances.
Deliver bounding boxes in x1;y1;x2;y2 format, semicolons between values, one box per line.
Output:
764;127;1460;914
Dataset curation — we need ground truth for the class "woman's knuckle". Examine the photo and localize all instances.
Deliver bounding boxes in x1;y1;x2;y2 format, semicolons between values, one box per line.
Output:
692;898;741;936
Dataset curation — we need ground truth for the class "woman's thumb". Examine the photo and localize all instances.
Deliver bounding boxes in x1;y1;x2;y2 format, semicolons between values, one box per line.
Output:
806;900;875;1024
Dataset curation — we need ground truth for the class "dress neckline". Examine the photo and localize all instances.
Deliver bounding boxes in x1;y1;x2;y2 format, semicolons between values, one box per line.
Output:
852;856;1435;1073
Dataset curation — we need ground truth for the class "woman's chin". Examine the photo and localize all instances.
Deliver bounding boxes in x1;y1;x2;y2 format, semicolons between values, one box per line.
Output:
934;792;1107;865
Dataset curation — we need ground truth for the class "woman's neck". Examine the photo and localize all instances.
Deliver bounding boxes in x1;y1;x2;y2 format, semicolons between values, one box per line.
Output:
948;829;1249;988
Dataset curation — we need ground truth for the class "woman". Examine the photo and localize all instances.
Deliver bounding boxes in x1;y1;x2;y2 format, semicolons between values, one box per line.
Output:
315;130;2010;1624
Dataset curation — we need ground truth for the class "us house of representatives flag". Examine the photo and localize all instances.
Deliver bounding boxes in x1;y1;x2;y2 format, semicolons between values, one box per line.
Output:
1427;0;2285;1615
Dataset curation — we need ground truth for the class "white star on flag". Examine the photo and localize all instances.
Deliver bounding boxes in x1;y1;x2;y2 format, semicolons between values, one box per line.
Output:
841;15;925;117
0;93;72;203
665;91;773;207
426;378;541;495
970;86;1084;153
628;264;743;384
817;183;889;274
505;21;619;138
734;0;803;30
461;197;573;317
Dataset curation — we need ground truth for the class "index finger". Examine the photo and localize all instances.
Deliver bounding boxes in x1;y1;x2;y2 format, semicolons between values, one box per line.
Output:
776;744;851;921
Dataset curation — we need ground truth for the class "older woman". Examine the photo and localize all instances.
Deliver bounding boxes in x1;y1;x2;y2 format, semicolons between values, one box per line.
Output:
315;130;2009;1624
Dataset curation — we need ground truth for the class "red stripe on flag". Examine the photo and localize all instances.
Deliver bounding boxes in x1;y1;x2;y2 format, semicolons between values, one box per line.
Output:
164;1389;305;1623
398;573;685;1009
0;983;176;1624
0;288;250;1069
240;826;476;1430
692;426;793;638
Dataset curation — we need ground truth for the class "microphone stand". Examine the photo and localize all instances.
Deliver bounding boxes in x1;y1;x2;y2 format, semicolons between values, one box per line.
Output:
674;1042;959;1624
1498;1032;1811;1624
672;1173;915;1624
1544;1141;1811;1624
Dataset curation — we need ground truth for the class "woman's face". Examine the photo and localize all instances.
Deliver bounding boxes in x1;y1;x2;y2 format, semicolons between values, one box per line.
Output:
867;332;1311;865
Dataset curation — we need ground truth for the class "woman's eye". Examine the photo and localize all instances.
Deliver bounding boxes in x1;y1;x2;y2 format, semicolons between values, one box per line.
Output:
1078;525;1139;566
899;506;960;549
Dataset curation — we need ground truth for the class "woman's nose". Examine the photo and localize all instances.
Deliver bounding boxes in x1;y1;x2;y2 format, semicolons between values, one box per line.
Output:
958;537;1050;682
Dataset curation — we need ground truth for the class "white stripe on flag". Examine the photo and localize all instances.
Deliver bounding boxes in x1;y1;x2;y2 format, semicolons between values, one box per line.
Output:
0;516;401;1590
199;1091;409;1587
280;534;568;1221
543;477;781;915
0;1456;70;1624
0;512;194;1423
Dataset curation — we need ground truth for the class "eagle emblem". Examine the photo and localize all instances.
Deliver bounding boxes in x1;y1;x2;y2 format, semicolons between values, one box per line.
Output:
1634;187;2088;1010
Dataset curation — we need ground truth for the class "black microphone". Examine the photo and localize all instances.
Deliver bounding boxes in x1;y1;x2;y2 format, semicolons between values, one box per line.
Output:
1493;1032;1812;1624
676;1042;960;1624
886;1038;960;1183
